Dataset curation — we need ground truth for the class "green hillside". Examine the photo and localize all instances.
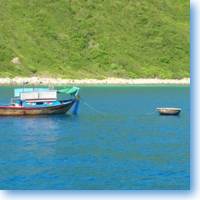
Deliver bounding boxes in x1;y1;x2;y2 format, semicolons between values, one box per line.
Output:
0;0;189;79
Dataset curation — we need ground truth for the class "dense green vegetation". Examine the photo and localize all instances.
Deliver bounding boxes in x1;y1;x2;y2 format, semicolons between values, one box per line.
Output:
0;0;189;79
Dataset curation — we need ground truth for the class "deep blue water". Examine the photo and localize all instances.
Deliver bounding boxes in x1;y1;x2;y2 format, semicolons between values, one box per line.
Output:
0;86;189;190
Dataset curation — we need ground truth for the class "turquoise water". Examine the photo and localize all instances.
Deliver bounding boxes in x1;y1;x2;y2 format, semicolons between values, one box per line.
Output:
0;86;189;189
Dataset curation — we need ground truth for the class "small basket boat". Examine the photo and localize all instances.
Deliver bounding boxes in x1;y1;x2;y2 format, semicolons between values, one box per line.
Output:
156;107;181;115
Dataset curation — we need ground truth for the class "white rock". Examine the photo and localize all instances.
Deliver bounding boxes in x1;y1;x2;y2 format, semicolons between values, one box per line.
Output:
11;57;21;65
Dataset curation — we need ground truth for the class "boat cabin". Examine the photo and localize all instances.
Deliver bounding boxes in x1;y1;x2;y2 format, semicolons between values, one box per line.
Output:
12;88;60;107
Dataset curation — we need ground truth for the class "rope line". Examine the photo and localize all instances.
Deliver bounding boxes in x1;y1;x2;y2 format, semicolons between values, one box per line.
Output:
144;111;157;115
81;98;105;115
83;102;105;115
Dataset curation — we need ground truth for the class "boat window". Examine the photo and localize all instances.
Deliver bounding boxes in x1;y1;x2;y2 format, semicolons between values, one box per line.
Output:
36;102;44;105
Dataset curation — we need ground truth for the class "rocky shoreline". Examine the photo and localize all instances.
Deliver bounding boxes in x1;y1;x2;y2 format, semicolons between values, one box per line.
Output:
0;77;190;86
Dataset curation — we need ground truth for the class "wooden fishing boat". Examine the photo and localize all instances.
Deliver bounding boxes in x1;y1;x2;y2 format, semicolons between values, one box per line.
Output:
156;107;181;115
0;87;80;116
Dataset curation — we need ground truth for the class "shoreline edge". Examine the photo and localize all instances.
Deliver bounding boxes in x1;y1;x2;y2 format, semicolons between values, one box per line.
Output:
0;77;190;86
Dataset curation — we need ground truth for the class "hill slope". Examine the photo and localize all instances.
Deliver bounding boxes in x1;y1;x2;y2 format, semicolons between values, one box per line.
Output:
0;0;189;79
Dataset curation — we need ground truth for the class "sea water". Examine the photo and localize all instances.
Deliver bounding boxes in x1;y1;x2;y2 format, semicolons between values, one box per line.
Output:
0;86;190;189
